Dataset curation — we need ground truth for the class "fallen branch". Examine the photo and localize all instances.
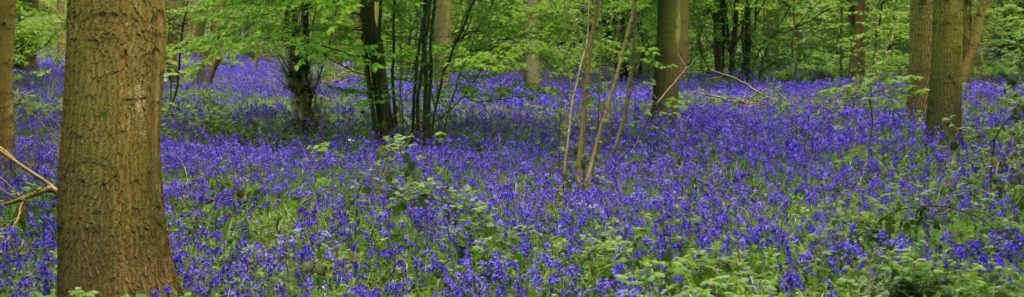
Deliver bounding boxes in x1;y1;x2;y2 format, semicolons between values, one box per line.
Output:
710;70;768;100
0;146;58;232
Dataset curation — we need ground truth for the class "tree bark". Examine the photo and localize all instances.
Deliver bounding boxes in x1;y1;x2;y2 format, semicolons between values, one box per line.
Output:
740;0;753;76
926;0;964;146
56;0;66;54
283;3;317;130
361;0;395;137
908;0;932;114
712;0;727;72
524;0;542;86
652;0;688;115
960;0;990;83
58;0;180;295
0;0;15;155
434;0;451;86
849;0;867;77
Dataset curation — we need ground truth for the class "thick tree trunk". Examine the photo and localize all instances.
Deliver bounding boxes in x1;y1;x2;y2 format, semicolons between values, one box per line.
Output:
908;0;932;114
926;0;964;146
283;4;317;130
58;0;180;295
849;0;866;77
361;0;395;136
960;0;990;83
0;0;15;154
525;0;542;86
652;0;688;115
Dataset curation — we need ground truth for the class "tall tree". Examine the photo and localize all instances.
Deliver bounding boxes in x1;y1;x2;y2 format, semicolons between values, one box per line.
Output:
908;0;932;113
361;0;395;136
926;0;964;146
0;0;15;154
58;0;179;295
652;0;689;115
849;0;867;76
524;0;542;86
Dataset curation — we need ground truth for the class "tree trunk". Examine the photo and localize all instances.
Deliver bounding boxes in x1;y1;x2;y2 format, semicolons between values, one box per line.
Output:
361;0;395;137
0;0;14;155
58;0;180;295
56;0;66;54
283;4;317;130
960;0;990;83
575;0;600;174
712;0;727;72
727;2;739;72
652;0;688;116
740;0;753;76
908;0;932;114
849;0;866;77
524;0;542;86
434;0;451;86
926;0;964;146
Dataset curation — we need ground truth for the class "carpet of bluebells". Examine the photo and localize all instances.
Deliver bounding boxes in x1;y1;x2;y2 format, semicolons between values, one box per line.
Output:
2;58;1023;296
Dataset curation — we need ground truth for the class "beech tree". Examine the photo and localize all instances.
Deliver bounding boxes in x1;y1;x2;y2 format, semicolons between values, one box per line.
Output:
652;0;689;115
524;0;541;86
58;0;180;295
925;0;964;146
907;0;932;114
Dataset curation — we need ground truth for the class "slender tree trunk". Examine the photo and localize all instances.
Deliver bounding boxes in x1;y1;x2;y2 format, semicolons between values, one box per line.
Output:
908;0;932;113
525;0;542;86
652;0;688;116
849;0;867;77
412;0;437;139
56;0;66;54
585;0;636;187
361;0;395;136
434;0;451;86
712;0;727;72
58;0;180;295
926;0;964;146
575;0;600;175
960;0;990;83
613;22;639;152
0;0;14;155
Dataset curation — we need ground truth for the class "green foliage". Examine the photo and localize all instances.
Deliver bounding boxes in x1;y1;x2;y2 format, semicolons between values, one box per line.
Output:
14;0;63;67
